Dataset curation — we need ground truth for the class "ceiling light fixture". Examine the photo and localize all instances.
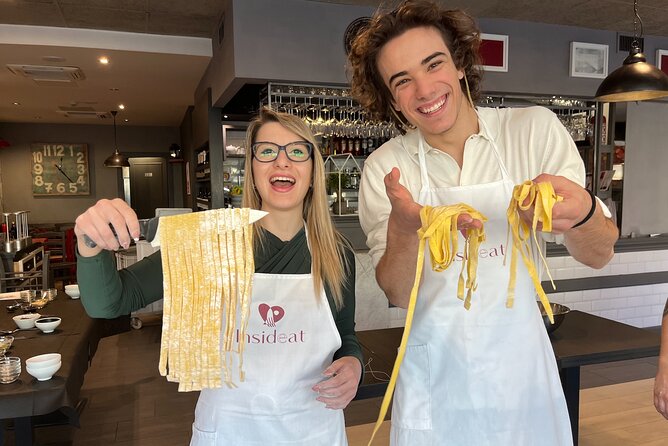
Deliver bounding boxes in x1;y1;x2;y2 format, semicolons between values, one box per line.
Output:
98;56;109;65
118;104;125;110
595;0;668;102
104;110;130;168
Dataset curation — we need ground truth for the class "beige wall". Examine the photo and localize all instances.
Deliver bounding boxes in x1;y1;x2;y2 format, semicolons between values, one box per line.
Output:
0;121;178;224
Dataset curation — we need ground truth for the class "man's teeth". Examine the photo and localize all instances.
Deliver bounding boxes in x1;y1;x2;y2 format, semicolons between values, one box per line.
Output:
419;98;446;114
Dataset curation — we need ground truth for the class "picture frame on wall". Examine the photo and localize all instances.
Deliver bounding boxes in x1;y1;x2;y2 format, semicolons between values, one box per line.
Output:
657;49;668;75
570;42;608;79
480;33;508;72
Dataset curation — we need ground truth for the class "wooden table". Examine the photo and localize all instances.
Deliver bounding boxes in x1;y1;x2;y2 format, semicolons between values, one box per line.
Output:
354;310;661;445
0;293;128;446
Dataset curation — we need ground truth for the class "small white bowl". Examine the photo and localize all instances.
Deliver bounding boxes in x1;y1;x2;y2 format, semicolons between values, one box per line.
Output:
64;284;80;299
26;353;61;369
26;361;61;381
13;313;41;329
35;317;61;334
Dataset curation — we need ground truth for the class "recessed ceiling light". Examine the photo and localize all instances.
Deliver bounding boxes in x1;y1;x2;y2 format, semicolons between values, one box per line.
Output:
98;56;109;65
118;104;125;110
43;56;66;63
223;115;228;119
124;119;129;122
12;102;20;106
109;87;119;92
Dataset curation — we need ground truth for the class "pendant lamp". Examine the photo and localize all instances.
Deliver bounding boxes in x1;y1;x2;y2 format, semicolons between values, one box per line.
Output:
595;0;668;102
104;110;130;167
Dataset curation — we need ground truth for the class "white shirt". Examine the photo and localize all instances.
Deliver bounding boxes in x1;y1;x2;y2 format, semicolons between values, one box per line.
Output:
359;106;591;266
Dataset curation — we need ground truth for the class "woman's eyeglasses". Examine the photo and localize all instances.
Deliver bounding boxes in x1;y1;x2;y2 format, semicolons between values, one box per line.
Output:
251;141;313;163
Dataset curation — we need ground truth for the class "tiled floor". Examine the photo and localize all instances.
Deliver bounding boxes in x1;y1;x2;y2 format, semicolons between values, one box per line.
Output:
1;323;661;445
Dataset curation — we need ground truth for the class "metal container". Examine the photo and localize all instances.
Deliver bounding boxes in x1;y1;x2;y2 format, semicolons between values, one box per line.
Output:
538;302;570;334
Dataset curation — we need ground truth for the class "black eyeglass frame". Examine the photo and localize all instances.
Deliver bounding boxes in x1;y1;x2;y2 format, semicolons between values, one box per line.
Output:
251;141;314;163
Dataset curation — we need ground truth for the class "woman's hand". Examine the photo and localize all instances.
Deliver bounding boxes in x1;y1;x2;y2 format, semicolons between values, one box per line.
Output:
655;366;668;419
312;356;362;410
74;198;140;255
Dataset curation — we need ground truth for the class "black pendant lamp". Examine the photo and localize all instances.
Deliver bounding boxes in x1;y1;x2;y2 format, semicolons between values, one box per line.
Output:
595;0;668;102
104;110;130;167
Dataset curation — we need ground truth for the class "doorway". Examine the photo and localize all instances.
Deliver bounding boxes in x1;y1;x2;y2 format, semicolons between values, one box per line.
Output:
126;157;169;219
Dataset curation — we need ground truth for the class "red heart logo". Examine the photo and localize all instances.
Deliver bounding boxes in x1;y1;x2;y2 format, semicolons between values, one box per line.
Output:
258;303;285;327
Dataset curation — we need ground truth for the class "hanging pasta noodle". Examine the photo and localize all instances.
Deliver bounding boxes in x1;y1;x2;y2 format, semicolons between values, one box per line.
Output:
158;208;255;392
505;180;562;324
367;203;487;446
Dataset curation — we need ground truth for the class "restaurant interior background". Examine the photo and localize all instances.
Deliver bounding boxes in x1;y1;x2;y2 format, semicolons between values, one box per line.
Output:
1;0;668;331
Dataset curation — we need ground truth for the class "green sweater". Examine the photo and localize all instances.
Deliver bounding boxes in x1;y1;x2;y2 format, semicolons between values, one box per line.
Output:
77;228;363;366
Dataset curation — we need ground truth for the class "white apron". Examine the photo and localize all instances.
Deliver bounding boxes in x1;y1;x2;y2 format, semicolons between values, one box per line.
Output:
390;120;572;446
190;238;346;446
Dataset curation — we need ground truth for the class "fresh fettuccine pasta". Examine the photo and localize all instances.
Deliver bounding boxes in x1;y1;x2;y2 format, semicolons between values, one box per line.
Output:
367;203;487;446
505;180;562;323
158;208;255;392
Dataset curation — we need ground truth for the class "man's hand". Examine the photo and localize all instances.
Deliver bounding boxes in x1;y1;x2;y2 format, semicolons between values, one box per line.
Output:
519;174;592;234
312;356;362;410
384;167;483;235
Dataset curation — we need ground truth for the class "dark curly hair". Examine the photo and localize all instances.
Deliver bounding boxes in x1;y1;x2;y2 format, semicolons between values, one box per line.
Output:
348;0;483;133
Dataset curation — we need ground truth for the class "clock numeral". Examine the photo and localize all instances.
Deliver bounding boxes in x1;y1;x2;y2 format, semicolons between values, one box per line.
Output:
76;164;86;174
56;183;65;193
33;163;43;175
69;184;78;193
77;176;86;186
55;145;64;157
32;152;43;163
76;152;85;163
44;183;53;193
34;176;44;187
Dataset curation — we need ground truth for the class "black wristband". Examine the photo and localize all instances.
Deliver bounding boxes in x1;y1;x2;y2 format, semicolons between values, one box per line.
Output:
572;188;596;229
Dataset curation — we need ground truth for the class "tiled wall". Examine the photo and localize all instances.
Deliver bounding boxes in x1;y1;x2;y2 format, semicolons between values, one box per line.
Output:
545;250;668;328
353;250;668;331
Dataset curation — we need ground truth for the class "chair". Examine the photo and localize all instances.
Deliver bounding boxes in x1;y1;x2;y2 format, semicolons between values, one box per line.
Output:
0;252;50;293
39;230;77;288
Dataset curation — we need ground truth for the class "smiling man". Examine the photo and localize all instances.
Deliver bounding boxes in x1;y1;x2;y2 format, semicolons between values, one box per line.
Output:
348;1;619;445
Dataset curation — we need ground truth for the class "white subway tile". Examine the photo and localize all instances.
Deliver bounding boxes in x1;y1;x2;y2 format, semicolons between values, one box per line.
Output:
651;250;668;261
652;305;665;315
603;288;620;299
546;257;564;269
652;283;668;294
563;291;583;303
625;317;645;328
635;305;656;317
582;289;601;301
617;308;636;319
610;264;629;275
645;261;663;273
643;315;662;328
570;301;592;312
626;263;646;274
600;309;618;320
626;295;645;308
645;295;664;306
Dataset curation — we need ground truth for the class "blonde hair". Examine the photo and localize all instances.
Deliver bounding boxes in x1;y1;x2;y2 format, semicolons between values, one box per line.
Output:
242;107;351;309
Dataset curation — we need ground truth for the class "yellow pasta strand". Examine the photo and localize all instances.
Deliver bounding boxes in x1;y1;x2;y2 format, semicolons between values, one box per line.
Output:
158;208;255;391
367;204;487;446
505;180;562;323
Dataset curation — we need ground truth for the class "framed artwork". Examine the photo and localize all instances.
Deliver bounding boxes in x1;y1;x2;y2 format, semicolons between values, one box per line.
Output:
480;33;508;72
31;143;90;196
657;49;668;75
570;42;608;79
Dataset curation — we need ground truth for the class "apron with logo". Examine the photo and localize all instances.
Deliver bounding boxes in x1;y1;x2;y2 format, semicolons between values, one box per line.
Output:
390;119;572;446
190;234;346;446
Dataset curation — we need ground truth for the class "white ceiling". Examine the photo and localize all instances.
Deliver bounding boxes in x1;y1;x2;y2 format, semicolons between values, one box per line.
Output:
2;0;668;127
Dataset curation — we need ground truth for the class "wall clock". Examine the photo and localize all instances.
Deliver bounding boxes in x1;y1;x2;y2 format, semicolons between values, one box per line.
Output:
31;143;90;196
